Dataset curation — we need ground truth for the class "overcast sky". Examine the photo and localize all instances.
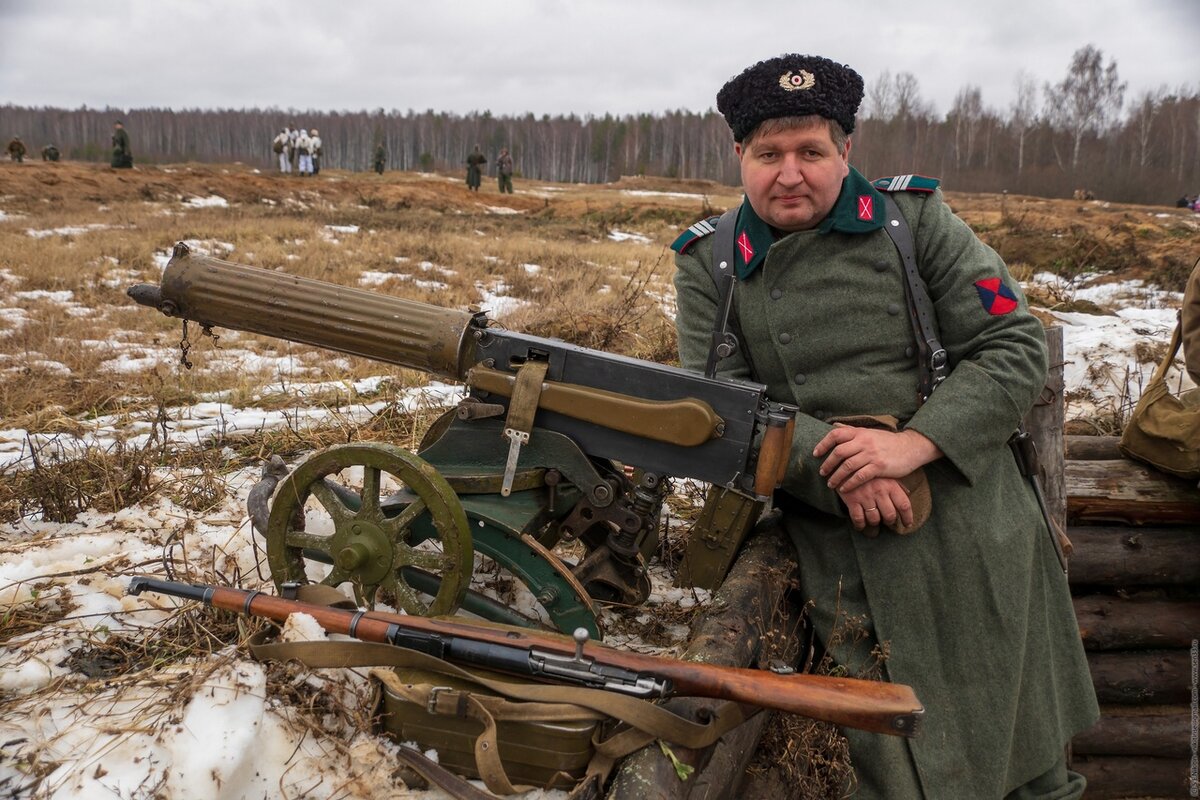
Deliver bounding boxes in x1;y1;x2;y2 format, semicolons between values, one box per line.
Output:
0;0;1195;120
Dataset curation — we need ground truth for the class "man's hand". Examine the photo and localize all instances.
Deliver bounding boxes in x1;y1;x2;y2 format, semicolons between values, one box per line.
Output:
838;478;914;530
814;426;942;492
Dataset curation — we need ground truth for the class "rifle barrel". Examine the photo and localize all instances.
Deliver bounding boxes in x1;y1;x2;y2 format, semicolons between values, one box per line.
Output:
128;577;923;737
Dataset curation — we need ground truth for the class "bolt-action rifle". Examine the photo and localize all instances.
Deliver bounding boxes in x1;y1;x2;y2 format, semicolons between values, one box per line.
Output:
129;575;916;738
128;576;924;737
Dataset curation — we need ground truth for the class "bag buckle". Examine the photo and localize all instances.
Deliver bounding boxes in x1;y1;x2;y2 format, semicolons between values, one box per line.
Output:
427;685;454;715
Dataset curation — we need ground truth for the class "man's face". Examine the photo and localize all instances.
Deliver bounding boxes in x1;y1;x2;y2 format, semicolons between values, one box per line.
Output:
735;122;850;232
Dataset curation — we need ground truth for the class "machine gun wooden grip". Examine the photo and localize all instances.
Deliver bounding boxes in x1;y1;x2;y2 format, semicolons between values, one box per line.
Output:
775;415;796;486
467;365;724;447
753;412;793;497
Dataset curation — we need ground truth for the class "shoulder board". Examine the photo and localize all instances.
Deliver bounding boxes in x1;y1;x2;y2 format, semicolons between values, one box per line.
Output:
670;215;721;254
872;174;940;193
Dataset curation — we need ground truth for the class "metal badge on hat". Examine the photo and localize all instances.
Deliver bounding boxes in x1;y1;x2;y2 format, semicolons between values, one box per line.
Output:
779;70;815;92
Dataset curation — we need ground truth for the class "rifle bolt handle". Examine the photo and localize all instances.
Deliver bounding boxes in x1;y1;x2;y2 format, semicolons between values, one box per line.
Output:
572;627;590;660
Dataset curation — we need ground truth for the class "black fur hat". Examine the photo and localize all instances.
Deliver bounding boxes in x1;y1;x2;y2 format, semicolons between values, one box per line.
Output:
717;54;864;142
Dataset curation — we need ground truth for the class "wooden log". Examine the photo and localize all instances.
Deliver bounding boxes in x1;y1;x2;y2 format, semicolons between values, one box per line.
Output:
1066;459;1200;524
1073;596;1200;650
606;524;801;800
1072;705;1191;757
1026;326;1066;535
1072;755;1192;799
1067;526;1200;586
1087;650;1191;705
1064;434;1122;460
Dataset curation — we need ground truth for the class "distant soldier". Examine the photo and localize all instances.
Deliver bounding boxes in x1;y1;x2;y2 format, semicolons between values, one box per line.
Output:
296;129;313;176
289;124;300;170
111;121;133;168
273;128;292;173
7;136;26;162
466;144;486;191
41;143;60;162
309;129;322;175
496;147;514;194
373;142;387;175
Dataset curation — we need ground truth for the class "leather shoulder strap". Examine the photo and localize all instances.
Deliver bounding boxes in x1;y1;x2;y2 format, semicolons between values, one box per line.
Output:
881;194;947;401
709;207;758;380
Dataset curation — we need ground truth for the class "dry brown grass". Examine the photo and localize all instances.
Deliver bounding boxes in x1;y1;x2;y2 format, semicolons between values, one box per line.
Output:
0;161;700;431
743;582;895;800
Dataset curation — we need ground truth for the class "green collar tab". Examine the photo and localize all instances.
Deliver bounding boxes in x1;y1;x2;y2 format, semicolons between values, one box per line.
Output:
733;167;885;279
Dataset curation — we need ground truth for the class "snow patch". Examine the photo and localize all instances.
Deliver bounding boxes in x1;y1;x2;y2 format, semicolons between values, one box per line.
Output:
182;195;230;208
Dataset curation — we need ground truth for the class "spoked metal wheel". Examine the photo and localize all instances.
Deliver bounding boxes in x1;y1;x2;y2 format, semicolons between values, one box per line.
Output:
265;443;472;615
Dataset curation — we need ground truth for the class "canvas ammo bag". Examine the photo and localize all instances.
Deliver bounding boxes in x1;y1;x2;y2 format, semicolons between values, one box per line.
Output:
247;587;752;798
1118;319;1200;480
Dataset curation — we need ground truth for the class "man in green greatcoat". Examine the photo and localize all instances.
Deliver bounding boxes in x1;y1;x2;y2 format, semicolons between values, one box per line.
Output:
373;142;387;175
672;53;1098;799
111;121;133;168
466;144;486;191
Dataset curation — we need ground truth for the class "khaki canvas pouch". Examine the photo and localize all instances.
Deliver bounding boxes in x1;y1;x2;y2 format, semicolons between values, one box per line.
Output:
1118;321;1200;480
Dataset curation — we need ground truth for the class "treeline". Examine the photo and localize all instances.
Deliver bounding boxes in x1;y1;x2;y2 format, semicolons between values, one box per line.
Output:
1;46;1196;205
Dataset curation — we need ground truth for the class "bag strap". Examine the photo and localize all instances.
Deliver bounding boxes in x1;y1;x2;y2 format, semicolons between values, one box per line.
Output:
709;207;758;379
881;194;948;401
1148;319;1184;387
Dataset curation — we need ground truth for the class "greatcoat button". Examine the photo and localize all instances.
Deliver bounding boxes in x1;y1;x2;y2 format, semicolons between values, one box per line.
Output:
794;373;806;385
770;288;783;300
779;332;792;344
905;345;915;358
874;261;889;273
887;302;901;316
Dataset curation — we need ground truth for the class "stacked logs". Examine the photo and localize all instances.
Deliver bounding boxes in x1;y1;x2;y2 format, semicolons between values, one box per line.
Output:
1065;434;1200;800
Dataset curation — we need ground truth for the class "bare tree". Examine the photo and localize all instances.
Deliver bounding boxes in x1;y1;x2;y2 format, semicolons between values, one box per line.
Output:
1043;44;1127;170
894;72;927;119
950;86;983;169
1127;88;1165;170
1010;71;1038;174
866;70;897;120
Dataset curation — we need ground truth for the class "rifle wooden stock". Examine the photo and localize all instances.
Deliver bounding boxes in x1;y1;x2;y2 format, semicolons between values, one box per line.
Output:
129;577;923;737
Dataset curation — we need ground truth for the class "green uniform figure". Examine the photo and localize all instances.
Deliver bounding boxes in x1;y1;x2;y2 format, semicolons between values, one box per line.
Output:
111;121;132;168
6;136;26;162
672;54;1098;799
41;144;60;162
497;147;514;193
373;143;387;175
466;145;486;191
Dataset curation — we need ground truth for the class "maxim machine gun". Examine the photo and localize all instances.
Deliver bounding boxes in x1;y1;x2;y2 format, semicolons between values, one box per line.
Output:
129;243;796;640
